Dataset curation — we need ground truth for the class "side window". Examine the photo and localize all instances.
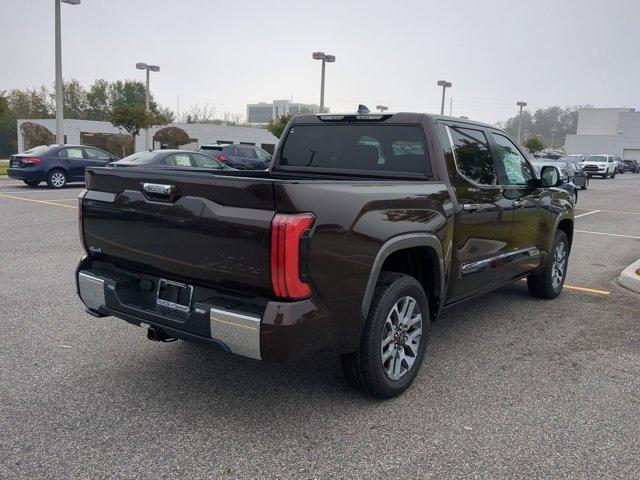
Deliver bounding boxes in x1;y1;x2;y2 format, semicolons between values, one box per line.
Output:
238;147;257;159
167;153;192;167
491;133;533;186
60;147;84;159
448;126;497;185
254;148;271;161
84;148;111;160
190;153;223;169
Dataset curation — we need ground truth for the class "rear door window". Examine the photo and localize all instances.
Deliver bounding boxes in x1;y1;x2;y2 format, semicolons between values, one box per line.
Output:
447;126;497;185
166;153;193;167
190;153;224;169
59;147;85;159
84;147;111;160
279;124;430;175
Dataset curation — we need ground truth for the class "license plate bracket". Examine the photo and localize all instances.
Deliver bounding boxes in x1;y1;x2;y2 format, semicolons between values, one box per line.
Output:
156;278;193;313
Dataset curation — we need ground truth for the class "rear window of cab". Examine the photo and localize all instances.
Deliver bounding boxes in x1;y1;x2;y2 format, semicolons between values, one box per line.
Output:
279;124;431;176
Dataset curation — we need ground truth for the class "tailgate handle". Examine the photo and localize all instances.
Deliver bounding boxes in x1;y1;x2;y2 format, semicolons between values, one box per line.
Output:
142;183;174;196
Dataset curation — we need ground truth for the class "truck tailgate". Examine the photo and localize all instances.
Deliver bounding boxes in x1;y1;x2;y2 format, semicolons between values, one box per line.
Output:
81;167;276;296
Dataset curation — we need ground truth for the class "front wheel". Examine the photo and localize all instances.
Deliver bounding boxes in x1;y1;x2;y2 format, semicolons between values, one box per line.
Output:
581;178;588;190
527;230;569;299
341;272;429;399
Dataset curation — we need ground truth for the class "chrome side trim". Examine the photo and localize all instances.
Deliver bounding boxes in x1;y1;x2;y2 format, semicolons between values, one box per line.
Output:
210;307;261;360
461;247;540;275
78;271;106;312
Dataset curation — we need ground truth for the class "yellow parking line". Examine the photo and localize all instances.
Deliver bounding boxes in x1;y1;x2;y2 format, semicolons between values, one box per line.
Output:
563;284;610;295
0;192;77;209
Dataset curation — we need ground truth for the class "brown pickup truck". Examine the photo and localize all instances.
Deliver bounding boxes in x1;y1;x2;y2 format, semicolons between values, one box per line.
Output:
76;112;573;398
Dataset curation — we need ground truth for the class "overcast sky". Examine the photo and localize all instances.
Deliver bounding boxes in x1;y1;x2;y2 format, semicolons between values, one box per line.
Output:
1;0;638;123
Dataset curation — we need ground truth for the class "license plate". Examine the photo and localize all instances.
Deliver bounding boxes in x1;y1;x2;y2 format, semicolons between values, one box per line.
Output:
10;161;20;167
156;278;193;313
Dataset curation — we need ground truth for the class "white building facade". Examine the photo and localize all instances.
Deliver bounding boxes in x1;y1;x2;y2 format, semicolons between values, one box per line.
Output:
246;99;319;126
565;108;640;160
17;118;279;154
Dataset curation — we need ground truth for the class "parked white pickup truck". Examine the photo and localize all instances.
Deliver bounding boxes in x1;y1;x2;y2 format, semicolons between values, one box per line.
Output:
582;154;617;178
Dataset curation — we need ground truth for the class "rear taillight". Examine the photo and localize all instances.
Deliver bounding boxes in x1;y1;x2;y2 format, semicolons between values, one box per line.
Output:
271;213;315;300
22;157;42;165
78;190;88;254
216;155;228;162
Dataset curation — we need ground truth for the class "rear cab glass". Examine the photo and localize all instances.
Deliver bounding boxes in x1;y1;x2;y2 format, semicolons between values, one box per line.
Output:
277;124;431;176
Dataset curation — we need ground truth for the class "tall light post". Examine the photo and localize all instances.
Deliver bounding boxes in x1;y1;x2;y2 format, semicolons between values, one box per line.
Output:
550;128;557;149
312;52;335;113
376;105;388;113
55;0;81;145
517;101;527;144
136;62;160;150
437;80;452;115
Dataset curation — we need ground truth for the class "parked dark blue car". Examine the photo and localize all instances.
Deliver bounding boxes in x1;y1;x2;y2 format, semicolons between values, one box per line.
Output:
197;144;271;170
8;144;118;189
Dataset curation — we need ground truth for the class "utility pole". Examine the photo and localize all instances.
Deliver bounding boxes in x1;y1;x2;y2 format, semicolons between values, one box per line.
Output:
517;101;527;144
437;80;452;115
312;52;335;113
54;0;81;145
449;97;453;116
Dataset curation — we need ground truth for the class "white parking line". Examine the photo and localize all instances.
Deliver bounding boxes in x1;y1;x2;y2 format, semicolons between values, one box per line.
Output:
575;210;601;219
575;230;640;240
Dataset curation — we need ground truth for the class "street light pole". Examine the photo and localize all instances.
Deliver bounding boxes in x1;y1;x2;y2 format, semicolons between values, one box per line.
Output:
376;105;388;113
136;62;160;150
516;101;527;144
313;52;335;113
437;80;452;115
54;0;81;145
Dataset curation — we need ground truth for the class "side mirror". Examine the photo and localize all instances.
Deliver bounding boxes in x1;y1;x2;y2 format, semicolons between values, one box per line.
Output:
540;165;563;188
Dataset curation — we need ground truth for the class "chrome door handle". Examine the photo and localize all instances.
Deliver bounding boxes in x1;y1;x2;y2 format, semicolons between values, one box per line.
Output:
513;200;525;208
462;203;481;212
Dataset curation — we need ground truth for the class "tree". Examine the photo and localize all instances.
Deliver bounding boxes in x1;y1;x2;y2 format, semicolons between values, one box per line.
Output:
20;122;55;149
55;79;87;120
523;137;545;154
86;79;110;121
109;105;169;149
153;126;190;148
0;92;8;117
267;114;292;138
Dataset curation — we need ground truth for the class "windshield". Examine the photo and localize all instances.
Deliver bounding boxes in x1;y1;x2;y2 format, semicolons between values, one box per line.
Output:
22;145;55;155
586;155;607;162
117;151;159;163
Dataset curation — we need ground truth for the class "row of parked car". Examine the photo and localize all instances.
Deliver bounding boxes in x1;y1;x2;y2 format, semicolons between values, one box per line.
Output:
7;143;272;189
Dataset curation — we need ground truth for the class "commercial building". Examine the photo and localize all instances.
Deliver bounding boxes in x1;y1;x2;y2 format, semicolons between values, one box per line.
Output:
246;99;320;126
565;108;640;160
16;118;278;155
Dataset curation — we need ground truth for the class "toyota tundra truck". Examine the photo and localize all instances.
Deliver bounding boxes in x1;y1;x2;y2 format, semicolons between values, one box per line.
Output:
76;112;574;398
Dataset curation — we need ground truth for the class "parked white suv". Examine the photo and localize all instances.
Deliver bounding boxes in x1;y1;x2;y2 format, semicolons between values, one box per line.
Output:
582;154;617;179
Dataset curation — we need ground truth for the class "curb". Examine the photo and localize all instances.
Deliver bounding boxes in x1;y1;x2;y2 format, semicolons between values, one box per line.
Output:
617;259;640;294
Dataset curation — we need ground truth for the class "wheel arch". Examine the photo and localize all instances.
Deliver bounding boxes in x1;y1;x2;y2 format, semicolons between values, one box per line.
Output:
361;233;445;321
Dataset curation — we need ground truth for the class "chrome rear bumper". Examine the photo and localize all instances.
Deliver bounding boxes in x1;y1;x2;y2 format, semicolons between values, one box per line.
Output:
77;269;262;359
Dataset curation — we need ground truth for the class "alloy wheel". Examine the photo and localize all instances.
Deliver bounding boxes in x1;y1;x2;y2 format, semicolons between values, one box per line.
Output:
50;172;65;188
381;296;423;381
551;241;567;291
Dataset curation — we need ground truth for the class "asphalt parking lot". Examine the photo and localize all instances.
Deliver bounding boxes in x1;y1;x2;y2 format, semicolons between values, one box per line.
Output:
1;175;639;479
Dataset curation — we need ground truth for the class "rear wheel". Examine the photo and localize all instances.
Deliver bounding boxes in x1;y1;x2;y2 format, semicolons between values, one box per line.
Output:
341;272;429;399
46;169;67;189
527;230;569;299
23;180;40;187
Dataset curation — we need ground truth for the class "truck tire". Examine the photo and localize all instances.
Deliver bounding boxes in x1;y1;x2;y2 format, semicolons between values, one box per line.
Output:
341;272;430;399
527;230;569;299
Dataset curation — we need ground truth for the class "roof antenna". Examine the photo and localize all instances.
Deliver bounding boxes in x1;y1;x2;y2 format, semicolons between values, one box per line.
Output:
357;104;370;114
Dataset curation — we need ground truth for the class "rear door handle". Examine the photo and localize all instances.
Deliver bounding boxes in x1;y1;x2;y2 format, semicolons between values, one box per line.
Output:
513;200;525;208
462;203;481;212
